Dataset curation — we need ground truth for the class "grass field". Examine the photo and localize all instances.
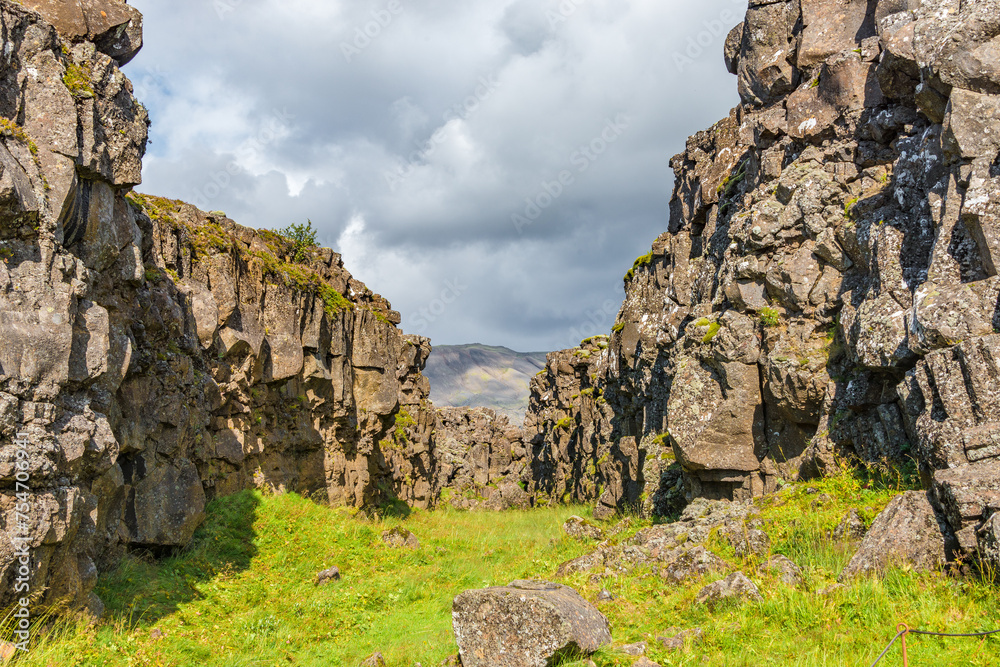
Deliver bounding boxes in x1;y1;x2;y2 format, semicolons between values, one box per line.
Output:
7;466;1000;666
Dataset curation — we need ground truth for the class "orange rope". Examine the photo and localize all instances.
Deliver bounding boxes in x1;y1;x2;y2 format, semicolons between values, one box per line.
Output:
897;624;908;667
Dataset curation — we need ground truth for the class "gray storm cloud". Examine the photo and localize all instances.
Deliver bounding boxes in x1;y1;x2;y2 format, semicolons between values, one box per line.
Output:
127;0;742;351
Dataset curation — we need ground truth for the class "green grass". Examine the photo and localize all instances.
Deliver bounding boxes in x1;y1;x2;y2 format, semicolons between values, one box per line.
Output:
624;252;654;283
13;466;1000;667
17;496;595;667
62;59;95;98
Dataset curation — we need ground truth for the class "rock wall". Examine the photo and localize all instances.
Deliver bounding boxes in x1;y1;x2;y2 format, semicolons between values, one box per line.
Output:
0;0;438;613
511;0;1000;569
433;406;529;510
431;336;686;520
7;0;1000;614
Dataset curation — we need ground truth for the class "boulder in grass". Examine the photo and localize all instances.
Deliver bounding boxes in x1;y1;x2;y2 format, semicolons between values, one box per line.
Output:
765;555;805;588
452;580;612;667
618;641;647;656
833;508;867;541
564;515;604;540
381;527;420;550
315;566;341;586
839;491;954;581
723;521;771;558
660;546;727;584
657;627;704;652
632;658;663;667
695;572;762;609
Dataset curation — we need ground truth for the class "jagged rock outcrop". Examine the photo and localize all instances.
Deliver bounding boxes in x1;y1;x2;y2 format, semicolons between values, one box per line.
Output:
519;337;686;519
694;572;762;609
507;0;999;535
554;498;754;582
839;491;955;580
433;406;530;510
521;338;618;514
489;0;1000;570
0;0;438;613
8;0;1000;615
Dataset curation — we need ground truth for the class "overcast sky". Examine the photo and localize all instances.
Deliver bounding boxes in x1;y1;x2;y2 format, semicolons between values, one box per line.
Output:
126;0;742;352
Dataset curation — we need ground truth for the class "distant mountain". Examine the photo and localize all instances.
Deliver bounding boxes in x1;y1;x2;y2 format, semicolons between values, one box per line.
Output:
424;344;549;425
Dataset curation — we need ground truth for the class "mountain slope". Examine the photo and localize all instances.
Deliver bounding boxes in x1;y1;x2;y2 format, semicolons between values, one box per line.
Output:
424;344;548;424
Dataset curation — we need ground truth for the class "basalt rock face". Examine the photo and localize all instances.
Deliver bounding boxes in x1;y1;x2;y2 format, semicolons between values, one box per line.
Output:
0;0;438;613
433;406;530;510
522;341;616;513
518;0;1000;567
430;336;687;517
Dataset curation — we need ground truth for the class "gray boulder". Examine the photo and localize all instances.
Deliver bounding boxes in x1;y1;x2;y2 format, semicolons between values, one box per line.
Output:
980;513;1000;568
452;580;612;667
833;508;867;541
840;492;955;580
723;522;771;558
618;640;647;656
660;546;728;584
381;527;419;550
656;627;704;651
764;554;805;588
315;566;341;586
695;572;762;608
632;659;662;667
932;463;1000;553
564;515;604;540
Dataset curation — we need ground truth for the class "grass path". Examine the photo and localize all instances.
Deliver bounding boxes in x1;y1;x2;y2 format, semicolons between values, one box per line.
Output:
10;468;1000;666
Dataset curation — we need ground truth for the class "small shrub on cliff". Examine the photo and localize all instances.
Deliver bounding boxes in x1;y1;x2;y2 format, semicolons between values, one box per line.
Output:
758;307;781;327
276;220;318;262
381;410;417;451
393;410;416;440
844;196;860;220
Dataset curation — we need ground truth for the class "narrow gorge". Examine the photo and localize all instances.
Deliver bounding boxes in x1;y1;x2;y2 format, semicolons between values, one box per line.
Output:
1;1;999;656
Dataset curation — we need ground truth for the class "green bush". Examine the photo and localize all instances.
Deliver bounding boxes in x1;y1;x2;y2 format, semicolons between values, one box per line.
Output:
758;307;781;327
276;220;318;263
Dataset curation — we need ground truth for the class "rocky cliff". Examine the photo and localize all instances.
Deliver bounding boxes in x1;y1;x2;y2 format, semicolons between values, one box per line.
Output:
6;0;1000;617
513;0;1000;569
0;0;438;614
